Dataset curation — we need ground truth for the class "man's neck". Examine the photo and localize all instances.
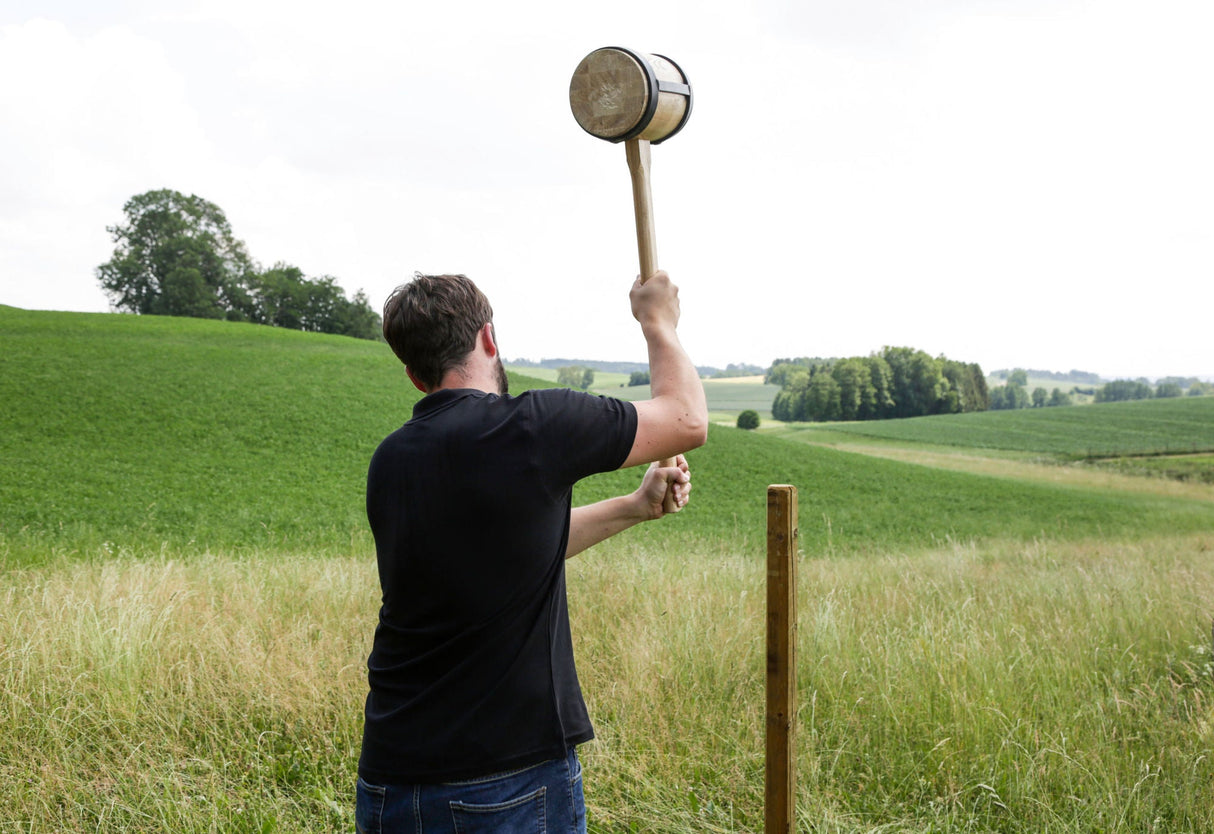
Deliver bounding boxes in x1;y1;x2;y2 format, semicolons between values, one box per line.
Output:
433;365;500;396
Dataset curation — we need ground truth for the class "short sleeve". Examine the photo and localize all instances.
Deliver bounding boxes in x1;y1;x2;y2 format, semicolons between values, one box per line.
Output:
522;388;637;486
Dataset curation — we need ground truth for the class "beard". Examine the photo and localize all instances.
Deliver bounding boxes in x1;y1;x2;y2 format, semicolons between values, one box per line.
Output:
495;357;509;396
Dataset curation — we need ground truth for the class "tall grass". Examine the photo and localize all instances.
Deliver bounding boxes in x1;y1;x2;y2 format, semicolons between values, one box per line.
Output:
0;547;373;831
3;534;1211;832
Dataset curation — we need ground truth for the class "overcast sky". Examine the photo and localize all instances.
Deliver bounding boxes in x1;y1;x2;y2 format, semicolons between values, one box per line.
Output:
2;0;1211;380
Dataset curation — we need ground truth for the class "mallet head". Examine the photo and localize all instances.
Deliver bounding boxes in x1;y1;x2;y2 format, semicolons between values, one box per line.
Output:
569;47;692;144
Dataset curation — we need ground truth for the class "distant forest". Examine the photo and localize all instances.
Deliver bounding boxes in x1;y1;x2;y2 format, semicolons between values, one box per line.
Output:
508;357;723;377
991;368;1103;384
766;347;988;423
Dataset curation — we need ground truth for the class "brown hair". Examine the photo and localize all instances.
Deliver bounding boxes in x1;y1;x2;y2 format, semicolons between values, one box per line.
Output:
382;273;494;391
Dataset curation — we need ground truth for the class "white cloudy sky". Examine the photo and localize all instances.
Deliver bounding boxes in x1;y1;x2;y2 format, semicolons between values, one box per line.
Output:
2;0;1211;380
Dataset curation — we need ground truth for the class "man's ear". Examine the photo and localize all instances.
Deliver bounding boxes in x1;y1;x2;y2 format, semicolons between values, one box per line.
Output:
480;323;498;358
405;367;428;393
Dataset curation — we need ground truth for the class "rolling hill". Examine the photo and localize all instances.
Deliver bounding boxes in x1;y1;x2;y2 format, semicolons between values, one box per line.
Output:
2;305;1210;563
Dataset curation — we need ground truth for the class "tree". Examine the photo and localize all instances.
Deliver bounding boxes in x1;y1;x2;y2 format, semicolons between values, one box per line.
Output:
1032;387;1048;408
1095;380;1153;402
1155;382;1183;398
768;348;987;422
628;371;650;386
766;358;830;387
863;355;896;419
771;388;796;422
97;189;255;319
804;371;841;422
253;263;310;330
941;360;989;413
1047;388;1073;407
337;289;383;341
713;363;764;378
1157;376;1201;390
736;409;760;430
557;365;593;390
990;383;1030;410
97;189;381;340
881;347;947;418
831;358;872;422
1008;369;1029;387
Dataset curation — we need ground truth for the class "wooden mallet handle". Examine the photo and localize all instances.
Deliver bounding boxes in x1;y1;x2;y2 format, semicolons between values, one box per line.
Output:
626;138;658;283
626;137;679;512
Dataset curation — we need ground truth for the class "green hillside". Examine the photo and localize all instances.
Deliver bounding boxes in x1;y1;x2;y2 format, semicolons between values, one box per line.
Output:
3;306;1211;562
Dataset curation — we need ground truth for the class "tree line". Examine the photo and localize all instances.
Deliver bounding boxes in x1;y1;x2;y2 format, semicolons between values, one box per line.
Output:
1093;379;1213;402
96;190;381;340
991;367;1102;385
768;347;988;423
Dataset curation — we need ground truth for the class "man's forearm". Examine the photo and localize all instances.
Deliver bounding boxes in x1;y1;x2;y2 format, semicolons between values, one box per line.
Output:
566;495;646;559
566;457;691;559
646;324;707;430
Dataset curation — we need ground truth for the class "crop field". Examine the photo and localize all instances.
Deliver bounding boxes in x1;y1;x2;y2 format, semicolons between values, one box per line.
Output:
3;306;1213;832
590;375;781;422
1092;453;1214;485
503;365;632;391
775;396;1214;459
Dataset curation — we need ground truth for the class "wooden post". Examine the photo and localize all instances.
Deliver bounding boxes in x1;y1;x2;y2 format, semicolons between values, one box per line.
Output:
766;485;798;834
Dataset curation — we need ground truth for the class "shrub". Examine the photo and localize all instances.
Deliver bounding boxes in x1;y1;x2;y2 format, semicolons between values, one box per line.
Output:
736;409;760;430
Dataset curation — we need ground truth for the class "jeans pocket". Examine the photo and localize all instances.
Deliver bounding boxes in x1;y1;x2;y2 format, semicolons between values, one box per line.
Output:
450;786;546;834
355;777;387;834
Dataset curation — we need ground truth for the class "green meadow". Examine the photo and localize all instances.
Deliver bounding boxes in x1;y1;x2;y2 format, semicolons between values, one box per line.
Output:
775;396;1214;459
503;364;781;421
2;305;1213;832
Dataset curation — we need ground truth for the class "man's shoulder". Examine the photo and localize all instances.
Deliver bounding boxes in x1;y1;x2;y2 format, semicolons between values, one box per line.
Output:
515;386;634;414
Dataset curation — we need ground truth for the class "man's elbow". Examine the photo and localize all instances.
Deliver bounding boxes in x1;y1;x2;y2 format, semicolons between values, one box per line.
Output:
682;408;709;450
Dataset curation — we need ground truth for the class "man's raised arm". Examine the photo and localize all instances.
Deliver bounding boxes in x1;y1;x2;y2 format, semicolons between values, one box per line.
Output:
621;270;708;470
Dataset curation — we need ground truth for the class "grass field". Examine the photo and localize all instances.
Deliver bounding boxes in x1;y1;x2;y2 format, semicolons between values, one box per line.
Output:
1094;453;1214;484
503;365;632;391
5;306;1209;559
3;306;1213;832
504;364;781;421
771;396;1214;459
3;536;1211;832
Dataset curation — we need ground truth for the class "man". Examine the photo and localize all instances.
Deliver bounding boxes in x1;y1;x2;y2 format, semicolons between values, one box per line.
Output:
357;270;707;834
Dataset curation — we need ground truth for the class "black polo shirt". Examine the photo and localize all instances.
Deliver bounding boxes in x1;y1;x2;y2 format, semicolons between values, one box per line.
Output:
359;386;638;784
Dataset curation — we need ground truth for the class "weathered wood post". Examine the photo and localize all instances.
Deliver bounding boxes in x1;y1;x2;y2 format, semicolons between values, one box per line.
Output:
766;485;798;834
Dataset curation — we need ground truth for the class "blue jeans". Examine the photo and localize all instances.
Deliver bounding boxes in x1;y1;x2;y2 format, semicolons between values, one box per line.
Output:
355;747;586;834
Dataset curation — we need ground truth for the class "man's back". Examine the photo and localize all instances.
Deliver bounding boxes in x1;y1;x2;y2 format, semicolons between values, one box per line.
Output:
359;387;637;784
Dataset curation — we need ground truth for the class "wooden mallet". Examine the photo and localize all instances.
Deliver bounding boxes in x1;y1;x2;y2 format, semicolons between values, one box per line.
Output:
569;47;693;282
569;47;693;508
